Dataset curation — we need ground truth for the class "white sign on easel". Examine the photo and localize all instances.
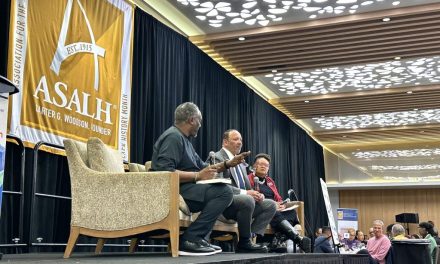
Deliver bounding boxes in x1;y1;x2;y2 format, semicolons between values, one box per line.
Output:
320;179;340;250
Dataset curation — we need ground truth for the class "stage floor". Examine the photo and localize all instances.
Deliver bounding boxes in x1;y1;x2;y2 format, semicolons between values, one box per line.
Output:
1;252;279;264
1;252;369;264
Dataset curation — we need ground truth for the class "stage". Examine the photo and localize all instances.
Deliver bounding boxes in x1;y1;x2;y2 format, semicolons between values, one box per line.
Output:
1;252;369;264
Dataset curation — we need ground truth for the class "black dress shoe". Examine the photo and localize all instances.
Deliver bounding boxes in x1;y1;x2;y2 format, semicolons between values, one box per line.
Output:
199;239;222;253
178;239;217;256
236;240;268;253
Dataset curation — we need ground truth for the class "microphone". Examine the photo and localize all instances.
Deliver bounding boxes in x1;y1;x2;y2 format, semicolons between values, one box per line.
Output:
280;198;290;205
253;176;260;192
287;189;294;199
209;151;215;165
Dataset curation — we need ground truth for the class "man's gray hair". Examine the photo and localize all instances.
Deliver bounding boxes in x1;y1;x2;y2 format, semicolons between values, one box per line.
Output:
174;102;200;125
392;224;405;236
373;220;384;226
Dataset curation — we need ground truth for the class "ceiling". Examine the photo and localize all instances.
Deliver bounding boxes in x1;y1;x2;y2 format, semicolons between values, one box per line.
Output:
143;0;440;184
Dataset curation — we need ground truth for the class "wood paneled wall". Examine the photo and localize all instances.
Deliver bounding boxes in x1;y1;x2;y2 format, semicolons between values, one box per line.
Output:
339;188;440;236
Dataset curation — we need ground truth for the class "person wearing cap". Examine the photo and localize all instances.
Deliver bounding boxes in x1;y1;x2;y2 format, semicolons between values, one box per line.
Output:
247;153;311;253
418;222;438;264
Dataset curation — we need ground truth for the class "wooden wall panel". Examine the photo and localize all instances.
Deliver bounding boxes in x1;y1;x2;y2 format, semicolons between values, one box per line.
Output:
339;188;440;237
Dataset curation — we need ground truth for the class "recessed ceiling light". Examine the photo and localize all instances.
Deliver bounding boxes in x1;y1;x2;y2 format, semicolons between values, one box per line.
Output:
382;17;391;22
272;69;277;73
342;135;347;138
392;1;400;6
304;100;309;103
394;56;401;60
414;108;419;111
406;91;413;94
238;37;246;41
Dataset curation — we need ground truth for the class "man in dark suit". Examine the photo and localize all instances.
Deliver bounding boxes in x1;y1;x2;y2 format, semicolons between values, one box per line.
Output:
215;129;277;253
314;226;334;253
151;102;249;256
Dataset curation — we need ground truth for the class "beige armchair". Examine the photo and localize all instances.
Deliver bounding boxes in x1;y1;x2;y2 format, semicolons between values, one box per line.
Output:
63;138;179;258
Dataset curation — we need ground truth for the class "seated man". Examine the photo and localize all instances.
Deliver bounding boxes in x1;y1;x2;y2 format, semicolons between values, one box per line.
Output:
151;102;249;256
215;130;277;253
247;153;311;253
314;226;334;253
391;224;407;240
358;220;391;264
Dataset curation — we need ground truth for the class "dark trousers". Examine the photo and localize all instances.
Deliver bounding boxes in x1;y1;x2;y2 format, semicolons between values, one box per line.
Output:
183;184;233;242
270;209;300;229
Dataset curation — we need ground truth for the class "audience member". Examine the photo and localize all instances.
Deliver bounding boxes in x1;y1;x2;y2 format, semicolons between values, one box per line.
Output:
432;227;440;246
386;224;394;239
214;130;276;253
358;220;391;264
342;228;361;250
247;153;311;253
315;227;323;238
418;222;438;264
391;224;407;240
314;226;334;253
369;227;375;239
410;234;421;239
356;230;368;245
151;102;246;256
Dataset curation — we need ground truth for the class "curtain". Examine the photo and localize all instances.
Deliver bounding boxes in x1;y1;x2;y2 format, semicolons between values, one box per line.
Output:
131;8;328;236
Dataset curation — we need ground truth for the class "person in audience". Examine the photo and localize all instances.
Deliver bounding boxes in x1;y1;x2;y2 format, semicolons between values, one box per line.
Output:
358;220;391;264
391;224;408;240
432;227;440;245
411;233;421;239
356;230;368;245
418;222;438;264
314;226;334;253
386;224;394;239
342;228;361;250
315;227;323;238
369;227;375;239
151;102;248;256
246;153;311;253
214;130;276;253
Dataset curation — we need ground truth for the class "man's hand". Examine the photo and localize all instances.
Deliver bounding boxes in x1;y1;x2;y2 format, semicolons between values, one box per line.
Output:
276;202;286;211
229;151;251;167
247;190;264;202
198;166;218;181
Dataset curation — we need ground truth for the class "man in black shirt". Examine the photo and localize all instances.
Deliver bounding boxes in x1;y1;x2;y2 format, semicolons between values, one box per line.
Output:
151;102;249;256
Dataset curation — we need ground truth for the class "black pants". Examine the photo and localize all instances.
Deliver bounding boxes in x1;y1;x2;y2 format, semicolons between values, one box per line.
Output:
270;209;300;229
183;184;233;242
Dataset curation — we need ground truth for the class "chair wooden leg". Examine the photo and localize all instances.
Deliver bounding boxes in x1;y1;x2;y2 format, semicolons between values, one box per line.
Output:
95;238;106;254
64;226;80;258
170;227;179;257
129;238;138;253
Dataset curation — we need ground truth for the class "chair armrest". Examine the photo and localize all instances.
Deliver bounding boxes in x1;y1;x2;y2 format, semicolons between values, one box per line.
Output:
70;169;179;231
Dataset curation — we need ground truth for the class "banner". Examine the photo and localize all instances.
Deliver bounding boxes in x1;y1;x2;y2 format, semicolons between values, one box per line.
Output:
320;179;340;246
337;208;358;238
8;0;133;160
0;95;8;217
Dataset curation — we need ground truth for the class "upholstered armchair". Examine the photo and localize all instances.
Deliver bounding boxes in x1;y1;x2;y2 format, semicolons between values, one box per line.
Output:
63;138;179;258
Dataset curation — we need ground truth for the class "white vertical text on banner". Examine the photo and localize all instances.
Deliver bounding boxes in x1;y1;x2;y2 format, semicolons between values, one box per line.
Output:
7;0;133;160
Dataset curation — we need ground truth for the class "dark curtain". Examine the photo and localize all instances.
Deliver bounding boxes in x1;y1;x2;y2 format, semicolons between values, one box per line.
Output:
130;8;328;236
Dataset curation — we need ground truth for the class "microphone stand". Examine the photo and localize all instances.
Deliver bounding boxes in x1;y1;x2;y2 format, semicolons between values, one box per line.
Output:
289;188;313;239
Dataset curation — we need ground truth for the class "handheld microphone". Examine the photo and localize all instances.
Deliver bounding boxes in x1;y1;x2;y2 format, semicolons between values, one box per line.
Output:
209;151;215;165
280;198;290;205
253;176;260;192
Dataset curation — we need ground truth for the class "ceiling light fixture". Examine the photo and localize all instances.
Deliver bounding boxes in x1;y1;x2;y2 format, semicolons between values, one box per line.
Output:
382;17;391;22
272;69;277;73
304;100;310;103
238;36;246;41
392;1;400;6
406;91;413;94
394;56;401;60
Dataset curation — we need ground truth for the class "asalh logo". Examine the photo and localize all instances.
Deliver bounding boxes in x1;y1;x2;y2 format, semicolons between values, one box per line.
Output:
50;0;105;91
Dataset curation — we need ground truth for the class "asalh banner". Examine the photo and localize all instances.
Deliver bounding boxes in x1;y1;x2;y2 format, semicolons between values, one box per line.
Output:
8;0;133;160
